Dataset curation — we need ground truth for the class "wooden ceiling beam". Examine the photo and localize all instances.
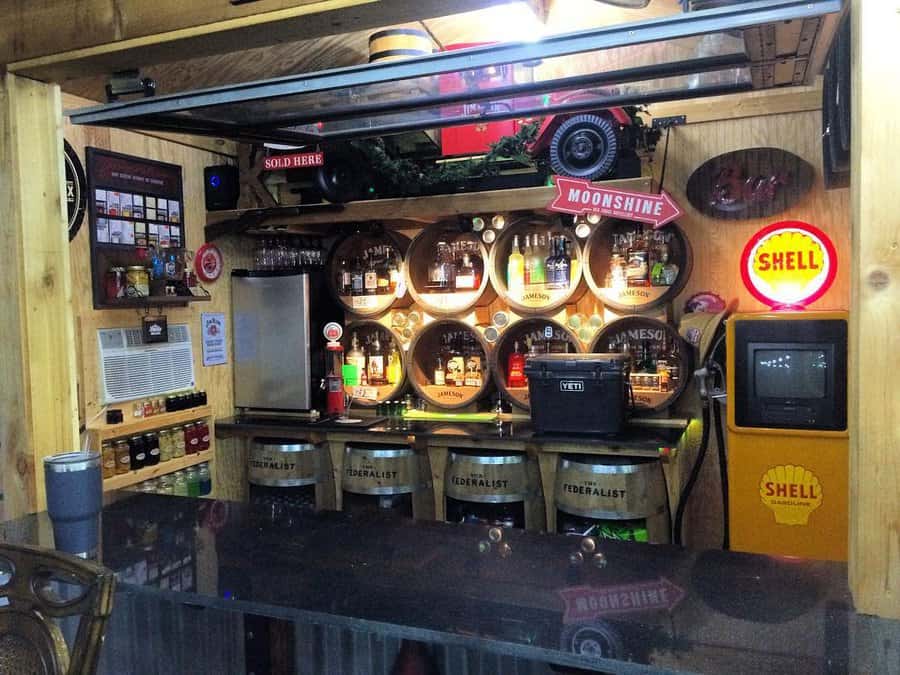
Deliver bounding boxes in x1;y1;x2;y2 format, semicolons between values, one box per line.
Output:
3;0;513;84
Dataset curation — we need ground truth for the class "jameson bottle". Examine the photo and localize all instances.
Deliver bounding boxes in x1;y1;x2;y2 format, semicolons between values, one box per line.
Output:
558;236;571;290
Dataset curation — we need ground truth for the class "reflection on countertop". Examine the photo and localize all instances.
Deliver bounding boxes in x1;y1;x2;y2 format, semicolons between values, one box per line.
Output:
2;493;892;674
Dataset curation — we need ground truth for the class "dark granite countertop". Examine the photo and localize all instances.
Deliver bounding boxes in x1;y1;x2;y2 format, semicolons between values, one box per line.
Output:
216;415;688;455
4;493;895;674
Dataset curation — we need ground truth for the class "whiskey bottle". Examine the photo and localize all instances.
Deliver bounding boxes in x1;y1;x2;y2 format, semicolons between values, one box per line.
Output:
507;235;525;297
364;253;378;296
434;355;446;386
350;257;364;296
558;237;571;290
523;234;534;287
456;253;476;290
368;333;385;384
337;258;351;295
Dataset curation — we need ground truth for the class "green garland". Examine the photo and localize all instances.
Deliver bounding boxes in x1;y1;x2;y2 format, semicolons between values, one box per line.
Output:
350;121;540;194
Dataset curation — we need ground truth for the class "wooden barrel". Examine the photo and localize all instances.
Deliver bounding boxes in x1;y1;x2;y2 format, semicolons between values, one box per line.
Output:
404;223;494;316
445;450;529;504
369;28;433;63
555;454;670;543
340;320;407;408
343;444;418;495
326;230;410;317
583;219;692;313
488;215;585;314
490;318;583;410
248;439;318;487
407;319;491;410
590;316;690;413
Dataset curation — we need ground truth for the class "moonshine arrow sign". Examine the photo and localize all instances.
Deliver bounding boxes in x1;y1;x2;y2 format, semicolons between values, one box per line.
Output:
557;577;686;624
549;177;683;228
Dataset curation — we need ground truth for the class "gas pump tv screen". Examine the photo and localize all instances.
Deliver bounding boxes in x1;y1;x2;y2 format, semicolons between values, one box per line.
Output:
733;319;847;431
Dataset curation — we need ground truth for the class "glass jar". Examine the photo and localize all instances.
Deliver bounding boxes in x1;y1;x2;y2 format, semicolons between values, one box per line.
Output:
185;467;200;497
172;426;186;458
172;471;189;497
129;435;146;470
105;267;126;300
158;475;174;495
143;432;160;466
114;440;131;474
126;266;150;298
158;429;172;462
101;442;116;479
138;480;156;494
198;421;210;451
184;423;200;455
198;463;212;496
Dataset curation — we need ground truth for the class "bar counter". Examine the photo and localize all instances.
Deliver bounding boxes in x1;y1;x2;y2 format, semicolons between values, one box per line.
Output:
2;493;897;674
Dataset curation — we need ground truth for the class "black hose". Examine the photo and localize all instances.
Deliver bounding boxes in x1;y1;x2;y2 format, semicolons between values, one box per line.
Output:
713;399;729;549
673;400;711;547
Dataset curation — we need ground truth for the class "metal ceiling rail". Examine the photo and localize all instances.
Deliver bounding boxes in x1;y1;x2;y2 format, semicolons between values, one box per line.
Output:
67;0;843;143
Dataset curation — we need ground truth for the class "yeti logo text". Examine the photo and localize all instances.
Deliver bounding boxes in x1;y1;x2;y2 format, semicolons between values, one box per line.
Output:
560;380;584;392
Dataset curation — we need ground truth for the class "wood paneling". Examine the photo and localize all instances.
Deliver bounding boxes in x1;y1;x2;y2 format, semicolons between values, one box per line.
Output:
849;0;900;620
62;92;247;499
0;75;81;518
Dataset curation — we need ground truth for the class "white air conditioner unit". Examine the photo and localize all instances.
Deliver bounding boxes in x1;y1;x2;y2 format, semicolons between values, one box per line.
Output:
98;325;195;404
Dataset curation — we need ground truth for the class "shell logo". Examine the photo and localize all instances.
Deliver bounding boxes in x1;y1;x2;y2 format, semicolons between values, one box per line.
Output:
759;464;823;526
740;221;837;308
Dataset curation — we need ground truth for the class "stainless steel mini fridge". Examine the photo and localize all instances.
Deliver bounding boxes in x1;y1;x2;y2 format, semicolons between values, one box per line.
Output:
232;271;312;411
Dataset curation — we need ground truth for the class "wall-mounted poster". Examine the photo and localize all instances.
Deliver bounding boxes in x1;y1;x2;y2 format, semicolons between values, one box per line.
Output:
86;148;185;308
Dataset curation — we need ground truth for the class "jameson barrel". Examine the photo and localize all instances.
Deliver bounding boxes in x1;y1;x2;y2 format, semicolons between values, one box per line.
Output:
326;230;411;317
490;318;583;410
555;454;670;544
341;320;407;408
248;438;319;512
487;216;585;315
445;450;530;528
343;443;420;517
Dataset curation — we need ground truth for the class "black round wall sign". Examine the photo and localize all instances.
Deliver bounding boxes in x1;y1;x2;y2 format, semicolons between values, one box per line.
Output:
64;140;87;241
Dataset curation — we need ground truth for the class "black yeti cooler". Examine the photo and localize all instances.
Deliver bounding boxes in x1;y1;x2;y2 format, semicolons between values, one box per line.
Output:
524;353;629;435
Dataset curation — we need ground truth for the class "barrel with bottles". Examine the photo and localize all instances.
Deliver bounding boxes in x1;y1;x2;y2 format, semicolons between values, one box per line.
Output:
488;216;584;314
404;222;494;316
589;316;690;412
490;318;583;410
327;230;410;317
341;320;407;408
583;219;692;313
407;319;491;409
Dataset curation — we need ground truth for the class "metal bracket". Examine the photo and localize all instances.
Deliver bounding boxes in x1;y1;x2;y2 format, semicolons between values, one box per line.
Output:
105;70;156;103
652;115;687;129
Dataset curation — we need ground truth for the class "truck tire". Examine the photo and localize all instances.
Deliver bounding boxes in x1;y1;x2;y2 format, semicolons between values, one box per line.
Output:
549;113;619;180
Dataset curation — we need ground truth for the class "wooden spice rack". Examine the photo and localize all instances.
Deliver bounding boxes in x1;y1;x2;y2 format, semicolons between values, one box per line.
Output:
88;404;215;492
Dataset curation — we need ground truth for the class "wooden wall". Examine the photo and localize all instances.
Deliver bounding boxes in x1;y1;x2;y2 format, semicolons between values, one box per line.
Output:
649;108;850;548
62;93;247;499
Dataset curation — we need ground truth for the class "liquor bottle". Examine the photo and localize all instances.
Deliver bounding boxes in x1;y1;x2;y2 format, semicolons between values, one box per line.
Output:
386;341;402;385
368;333;385;384
641;341;657;373
507;234;525;297
350;257;364;296
545;236;558;289
558;237;571;290
387;251;401;294
364;253;378;296
464;335;483;387
456;253;476;290
626;229;650;287
345;332;366;385
434;355;446;386
337;258;351;295
523;234;534;287
507;340;527;388
449;333;465;387
661;247;679;286
377;248;390;295
530;233;546;285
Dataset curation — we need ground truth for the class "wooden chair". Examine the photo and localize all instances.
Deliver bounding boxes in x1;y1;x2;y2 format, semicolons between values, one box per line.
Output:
0;543;115;675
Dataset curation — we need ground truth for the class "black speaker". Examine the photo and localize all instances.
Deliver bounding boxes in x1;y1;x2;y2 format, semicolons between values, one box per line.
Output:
204;165;240;211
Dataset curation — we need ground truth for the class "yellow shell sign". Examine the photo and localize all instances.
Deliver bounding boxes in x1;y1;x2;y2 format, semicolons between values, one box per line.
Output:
740;221;837;308
759;464;823;526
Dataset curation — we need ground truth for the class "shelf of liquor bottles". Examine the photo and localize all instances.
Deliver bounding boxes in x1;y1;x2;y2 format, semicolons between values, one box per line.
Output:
404;221;493;316
341;320;407;407
490;318;583;410
590;316;690;412
407;319;491;409
327;229;410;317
583;220;692;313
488;215;584;315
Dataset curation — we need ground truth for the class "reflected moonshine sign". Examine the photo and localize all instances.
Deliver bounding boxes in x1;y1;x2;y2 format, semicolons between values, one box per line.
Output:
740;221;837;309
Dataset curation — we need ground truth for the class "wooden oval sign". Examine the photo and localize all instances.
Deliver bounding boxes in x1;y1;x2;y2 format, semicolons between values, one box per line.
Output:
686;147;815;221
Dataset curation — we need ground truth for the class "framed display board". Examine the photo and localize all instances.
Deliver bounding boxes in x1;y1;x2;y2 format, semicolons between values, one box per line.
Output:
87;148;187;309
